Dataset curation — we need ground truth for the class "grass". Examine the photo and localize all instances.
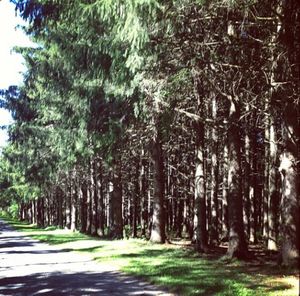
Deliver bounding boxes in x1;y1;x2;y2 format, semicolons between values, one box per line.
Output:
1;215;299;296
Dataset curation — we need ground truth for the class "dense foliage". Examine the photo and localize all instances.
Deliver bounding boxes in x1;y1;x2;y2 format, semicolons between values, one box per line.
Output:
0;0;299;265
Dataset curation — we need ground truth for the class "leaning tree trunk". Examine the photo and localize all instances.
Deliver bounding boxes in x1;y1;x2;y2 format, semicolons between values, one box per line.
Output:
149;129;166;243
226;99;248;259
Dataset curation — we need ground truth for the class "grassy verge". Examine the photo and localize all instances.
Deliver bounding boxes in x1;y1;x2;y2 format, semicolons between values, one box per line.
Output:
1;215;298;296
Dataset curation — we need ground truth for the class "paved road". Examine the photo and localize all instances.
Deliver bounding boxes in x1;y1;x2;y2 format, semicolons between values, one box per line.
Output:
0;219;174;296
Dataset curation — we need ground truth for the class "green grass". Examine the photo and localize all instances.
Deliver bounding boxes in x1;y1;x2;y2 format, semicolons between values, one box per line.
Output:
1;215;298;296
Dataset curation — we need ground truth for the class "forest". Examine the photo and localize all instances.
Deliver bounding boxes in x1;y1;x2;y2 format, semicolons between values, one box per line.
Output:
0;0;299;270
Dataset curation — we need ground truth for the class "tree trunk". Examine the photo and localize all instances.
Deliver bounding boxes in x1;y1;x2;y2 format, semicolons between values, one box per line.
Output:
70;172;77;232
31;200;36;225
37;197;44;228
193;121;208;252
149;131;166;243
252;131;259;244
278;103;299;265
80;181;88;233
132;158;139;238
267;117;280;250
221;142;229;239
139;149;147;237
226;99;248;259
19;202;25;221
65;181;71;229
57;186;63;228
244;104;252;242
109;156;123;239
90;159;99;235
210;95;219;245
277;0;300;265
46;193;50;226
263;115;270;242
97;159;105;236
86;183;92;234
176;199;184;238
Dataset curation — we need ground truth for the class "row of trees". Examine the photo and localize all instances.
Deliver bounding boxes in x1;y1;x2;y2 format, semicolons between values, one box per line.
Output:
0;0;299;265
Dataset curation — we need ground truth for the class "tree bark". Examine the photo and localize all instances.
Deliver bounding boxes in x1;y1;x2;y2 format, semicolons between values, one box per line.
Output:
252;130;259;244
36;197;44;228
149;131;166;243
277;0;300;265
139;149;147;237
267;117;280;250
86;182;92;234
193;121;208;252
132;158;140;238
70;171;77;232
226;99;248;259
96;159;105;236
243;104;252;242
108;156;123;239
80;181;88;233
210;95;219;245
90;159;99;235
221;142;229;239
278;103;299;265
57;186;63;228
65;180;71;229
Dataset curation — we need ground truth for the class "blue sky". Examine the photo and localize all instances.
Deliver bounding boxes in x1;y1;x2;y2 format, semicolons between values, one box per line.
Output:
0;0;32;148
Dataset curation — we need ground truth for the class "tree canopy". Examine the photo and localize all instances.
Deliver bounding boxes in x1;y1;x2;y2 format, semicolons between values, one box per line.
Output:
0;0;299;265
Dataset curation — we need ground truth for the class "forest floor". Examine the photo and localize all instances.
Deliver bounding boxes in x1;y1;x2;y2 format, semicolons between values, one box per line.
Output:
0;216;299;296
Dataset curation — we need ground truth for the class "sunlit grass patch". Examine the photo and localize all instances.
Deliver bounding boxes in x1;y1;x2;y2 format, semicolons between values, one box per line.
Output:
263;276;299;296
0;216;40;232
1;215;298;296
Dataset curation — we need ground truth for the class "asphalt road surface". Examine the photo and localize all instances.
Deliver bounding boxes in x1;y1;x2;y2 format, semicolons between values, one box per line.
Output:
0;219;174;296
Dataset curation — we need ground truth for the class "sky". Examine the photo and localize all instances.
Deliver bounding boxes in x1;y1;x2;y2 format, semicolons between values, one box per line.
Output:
0;0;32;148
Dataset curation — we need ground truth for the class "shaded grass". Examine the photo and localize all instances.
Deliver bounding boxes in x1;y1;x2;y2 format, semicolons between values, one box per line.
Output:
1;215;298;296
0;215;95;244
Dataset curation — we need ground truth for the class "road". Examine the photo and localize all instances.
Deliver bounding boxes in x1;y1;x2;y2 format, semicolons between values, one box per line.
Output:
0;219;174;296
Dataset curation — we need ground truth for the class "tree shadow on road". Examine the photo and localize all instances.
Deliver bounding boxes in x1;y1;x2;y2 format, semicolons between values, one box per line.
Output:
0;270;172;295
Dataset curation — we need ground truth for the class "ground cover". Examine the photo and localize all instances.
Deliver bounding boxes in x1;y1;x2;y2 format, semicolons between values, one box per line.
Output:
1;215;298;296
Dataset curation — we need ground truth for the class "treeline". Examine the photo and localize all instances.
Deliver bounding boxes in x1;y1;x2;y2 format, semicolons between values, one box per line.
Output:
0;0;299;266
